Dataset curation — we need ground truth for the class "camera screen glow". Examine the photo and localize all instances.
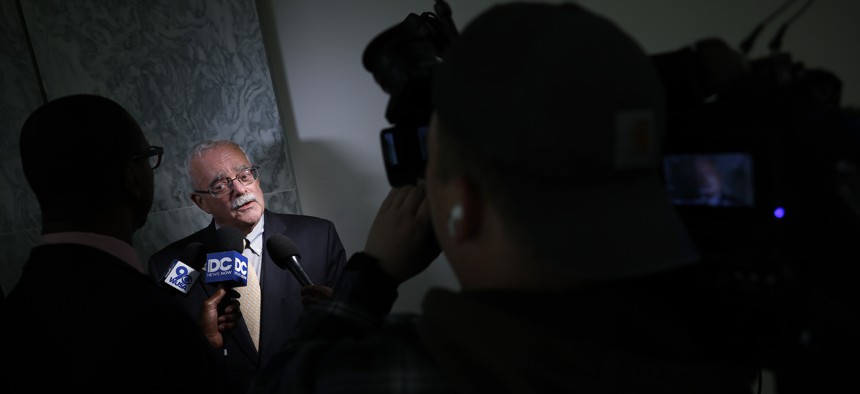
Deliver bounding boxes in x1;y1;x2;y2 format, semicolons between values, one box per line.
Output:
663;152;755;208
383;132;398;166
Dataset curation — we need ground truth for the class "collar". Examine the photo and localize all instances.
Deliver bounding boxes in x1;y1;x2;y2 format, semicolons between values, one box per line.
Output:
39;232;144;273
245;215;265;256
213;214;265;255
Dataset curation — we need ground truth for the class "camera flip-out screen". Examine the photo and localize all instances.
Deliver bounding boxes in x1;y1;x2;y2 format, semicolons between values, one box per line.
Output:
381;124;429;186
662;152;755;208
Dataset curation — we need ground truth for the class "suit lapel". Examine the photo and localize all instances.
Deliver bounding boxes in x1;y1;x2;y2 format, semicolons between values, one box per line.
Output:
258;210;278;354
258;210;295;356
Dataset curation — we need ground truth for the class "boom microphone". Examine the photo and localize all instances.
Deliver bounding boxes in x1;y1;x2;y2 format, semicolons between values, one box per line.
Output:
161;241;205;295
204;226;249;289
266;234;314;287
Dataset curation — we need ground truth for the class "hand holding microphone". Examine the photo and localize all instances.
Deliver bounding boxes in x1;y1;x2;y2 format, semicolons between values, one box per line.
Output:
266;234;334;306
199;287;241;349
300;284;333;306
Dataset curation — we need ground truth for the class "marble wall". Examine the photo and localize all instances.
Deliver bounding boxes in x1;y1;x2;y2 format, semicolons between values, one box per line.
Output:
0;0;299;294
0;0;43;296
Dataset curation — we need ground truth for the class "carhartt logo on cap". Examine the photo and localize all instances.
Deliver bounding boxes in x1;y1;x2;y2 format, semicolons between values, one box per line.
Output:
614;109;657;170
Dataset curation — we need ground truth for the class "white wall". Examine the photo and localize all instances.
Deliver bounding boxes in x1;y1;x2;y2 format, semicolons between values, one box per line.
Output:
257;0;860;314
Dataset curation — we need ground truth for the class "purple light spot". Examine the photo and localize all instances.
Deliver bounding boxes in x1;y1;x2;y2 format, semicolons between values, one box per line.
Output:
773;206;785;219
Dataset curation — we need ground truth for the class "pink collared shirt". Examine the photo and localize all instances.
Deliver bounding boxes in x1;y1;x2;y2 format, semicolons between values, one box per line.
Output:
40;232;144;273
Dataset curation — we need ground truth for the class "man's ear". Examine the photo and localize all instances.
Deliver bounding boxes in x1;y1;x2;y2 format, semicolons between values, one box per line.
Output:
123;163;144;200
190;192;212;214
447;177;480;242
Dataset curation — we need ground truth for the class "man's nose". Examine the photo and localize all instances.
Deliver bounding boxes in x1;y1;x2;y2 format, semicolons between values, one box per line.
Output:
232;179;249;194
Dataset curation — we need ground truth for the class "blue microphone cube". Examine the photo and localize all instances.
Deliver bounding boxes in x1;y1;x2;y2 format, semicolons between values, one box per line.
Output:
204;251;249;286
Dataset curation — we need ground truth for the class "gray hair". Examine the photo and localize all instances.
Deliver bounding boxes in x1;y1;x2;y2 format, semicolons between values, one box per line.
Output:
185;140;252;190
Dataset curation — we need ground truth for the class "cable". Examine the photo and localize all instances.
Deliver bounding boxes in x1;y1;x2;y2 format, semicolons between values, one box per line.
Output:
16;0;47;103
739;0;800;55
768;0;814;53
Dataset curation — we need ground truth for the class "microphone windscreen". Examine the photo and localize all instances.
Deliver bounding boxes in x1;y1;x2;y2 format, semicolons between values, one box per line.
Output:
266;234;301;267
216;226;245;253
179;241;206;270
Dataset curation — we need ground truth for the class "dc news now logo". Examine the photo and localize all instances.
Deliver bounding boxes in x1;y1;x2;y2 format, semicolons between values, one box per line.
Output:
204;251;249;286
164;260;201;294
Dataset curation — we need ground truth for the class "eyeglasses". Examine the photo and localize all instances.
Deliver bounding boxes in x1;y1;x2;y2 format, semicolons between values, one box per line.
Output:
193;166;260;198
131;146;164;169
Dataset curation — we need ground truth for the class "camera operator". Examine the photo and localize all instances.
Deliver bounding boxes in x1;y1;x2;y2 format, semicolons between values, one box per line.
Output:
249;2;759;393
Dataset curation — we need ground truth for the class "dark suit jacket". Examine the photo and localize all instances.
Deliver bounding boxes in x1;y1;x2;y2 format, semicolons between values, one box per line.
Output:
148;210;348;394
0;243;226;394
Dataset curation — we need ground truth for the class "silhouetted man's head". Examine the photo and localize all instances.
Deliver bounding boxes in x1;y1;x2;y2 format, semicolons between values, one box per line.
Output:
427;2;697;284
20;94;156;230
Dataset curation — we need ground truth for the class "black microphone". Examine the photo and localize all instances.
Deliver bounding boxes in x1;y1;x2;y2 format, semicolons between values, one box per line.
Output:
160;241;206;295
266;234;314;287
216;226;246;256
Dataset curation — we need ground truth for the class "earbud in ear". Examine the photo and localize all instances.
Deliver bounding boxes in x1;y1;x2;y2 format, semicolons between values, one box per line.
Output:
447;204;463;238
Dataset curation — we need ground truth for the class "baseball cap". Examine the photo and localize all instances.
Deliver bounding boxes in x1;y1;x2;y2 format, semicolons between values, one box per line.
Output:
433;2;666;180
431;2;699;281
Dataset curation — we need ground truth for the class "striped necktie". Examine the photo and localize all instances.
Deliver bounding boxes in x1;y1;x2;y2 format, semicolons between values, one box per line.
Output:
236;238;261;350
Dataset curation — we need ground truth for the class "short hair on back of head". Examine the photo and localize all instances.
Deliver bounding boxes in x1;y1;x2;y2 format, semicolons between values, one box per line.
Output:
19;94;144;217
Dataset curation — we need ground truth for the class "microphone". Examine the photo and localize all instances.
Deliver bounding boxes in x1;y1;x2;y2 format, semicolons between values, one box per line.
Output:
266;234;314;287
161;241;205;295
204;226;249;289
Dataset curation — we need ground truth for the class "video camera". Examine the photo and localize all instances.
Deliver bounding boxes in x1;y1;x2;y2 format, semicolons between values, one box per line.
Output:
653;36;860;289
363;2;860;280
362;0;458;187
652;7;860;385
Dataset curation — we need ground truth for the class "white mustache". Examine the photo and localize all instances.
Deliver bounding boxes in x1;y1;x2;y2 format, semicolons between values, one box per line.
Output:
231;193;258;210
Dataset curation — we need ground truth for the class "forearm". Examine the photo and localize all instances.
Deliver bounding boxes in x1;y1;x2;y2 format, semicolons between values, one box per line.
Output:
334;252;399;315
